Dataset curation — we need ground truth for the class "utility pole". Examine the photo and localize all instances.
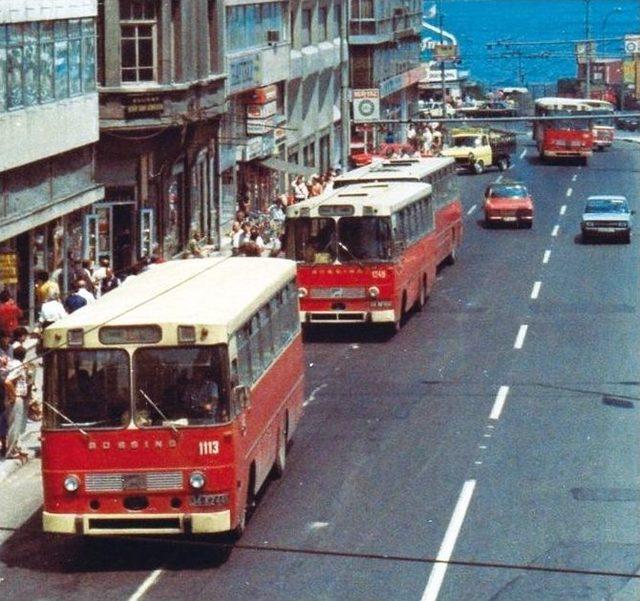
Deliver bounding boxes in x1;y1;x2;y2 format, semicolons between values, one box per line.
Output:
340;0;350;171
439;0;446;106
585;0;591;98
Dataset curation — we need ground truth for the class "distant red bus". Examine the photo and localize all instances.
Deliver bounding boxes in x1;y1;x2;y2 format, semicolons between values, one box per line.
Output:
41;257;303;538
333;156;462;266
534;97;594;164
285;181;438;331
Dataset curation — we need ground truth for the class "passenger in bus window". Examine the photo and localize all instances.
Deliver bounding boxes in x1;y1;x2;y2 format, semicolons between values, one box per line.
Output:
182;368;220;422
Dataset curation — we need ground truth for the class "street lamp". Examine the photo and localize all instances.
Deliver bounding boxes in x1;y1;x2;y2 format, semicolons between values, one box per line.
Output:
601;7;622;55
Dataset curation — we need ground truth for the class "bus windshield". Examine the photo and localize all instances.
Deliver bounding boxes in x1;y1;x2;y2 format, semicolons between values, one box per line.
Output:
44;349;131;429
287;217;392;263
134;346;230;427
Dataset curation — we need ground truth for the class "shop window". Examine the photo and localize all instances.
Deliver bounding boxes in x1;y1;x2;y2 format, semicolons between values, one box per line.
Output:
39;23;55;102
318;6;328;41
120;0;158;83
207;0;220;73
82;19;96;92
7;25;24;109
0;27;6;112
301;8;311;46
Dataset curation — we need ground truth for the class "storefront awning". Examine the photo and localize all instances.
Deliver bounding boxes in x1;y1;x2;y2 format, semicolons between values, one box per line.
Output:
259;157;317;177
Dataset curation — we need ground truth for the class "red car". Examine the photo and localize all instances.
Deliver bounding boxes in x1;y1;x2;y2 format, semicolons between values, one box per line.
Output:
484;180;534;228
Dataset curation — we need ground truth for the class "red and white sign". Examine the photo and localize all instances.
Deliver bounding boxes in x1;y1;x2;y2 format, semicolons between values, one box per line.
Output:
246;84;278;104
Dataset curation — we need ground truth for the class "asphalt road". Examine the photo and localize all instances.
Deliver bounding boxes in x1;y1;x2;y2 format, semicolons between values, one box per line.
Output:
1;139;640;601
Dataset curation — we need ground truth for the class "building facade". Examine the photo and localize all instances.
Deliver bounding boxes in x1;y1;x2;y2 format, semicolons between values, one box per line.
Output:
97;0;226;266
348;0;423;153
0;0;104;323
221;0;348;218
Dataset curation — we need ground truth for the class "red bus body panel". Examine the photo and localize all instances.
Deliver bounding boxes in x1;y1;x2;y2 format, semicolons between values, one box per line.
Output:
41;336;304;536
540;128;593;158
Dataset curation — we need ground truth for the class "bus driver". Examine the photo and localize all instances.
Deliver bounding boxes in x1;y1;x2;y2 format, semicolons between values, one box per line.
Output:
182;368;222;422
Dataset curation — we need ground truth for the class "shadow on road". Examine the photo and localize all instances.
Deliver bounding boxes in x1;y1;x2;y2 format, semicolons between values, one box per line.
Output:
0;507;243;574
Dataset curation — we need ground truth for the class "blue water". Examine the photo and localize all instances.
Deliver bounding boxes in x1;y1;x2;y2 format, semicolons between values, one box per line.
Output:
423;0;639;85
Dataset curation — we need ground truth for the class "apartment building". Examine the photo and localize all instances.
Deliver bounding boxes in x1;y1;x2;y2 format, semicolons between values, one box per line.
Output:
223;1;348;214
96;0;226;265
349;0;424;149
0;0;103;322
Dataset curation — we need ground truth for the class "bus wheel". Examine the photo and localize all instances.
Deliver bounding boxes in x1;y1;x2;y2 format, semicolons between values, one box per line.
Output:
273;418;288;478
445;245;457;266
417;279;428;311
233;468;255;539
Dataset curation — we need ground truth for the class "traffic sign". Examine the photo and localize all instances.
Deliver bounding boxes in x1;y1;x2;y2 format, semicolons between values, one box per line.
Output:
625;35;640;54
352;89;380;123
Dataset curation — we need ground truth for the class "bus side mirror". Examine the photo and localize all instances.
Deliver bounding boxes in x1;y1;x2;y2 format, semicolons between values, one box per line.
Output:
232;385;251;412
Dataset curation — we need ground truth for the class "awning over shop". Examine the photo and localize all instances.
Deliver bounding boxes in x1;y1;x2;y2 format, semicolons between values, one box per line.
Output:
259;157;317;177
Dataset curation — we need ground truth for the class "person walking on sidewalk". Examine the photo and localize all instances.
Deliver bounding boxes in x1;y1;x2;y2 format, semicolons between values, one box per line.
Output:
4;346;30;459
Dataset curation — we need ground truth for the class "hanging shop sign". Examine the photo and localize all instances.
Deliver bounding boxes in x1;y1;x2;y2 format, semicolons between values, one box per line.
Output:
0;252;18;285
123;94;164;119
352;89;380;123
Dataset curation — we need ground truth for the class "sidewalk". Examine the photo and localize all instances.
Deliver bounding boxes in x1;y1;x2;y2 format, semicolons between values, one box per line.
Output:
0;339;42;484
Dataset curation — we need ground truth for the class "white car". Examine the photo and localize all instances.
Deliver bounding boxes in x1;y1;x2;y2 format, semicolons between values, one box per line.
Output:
581;195;633;243
416;100;456;119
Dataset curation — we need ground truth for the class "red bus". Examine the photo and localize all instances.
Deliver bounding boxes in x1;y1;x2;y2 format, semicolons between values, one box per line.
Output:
583;99;615;151
534;97;594;164
285;181;438;331
333;156;462;266
41;257;303;537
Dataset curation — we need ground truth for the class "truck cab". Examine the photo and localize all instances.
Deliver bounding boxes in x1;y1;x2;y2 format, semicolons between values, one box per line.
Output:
441;128;515;174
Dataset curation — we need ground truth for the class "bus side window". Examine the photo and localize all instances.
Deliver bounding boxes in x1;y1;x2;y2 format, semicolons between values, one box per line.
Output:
236;325;252;387
249;314;263;383
284;282;300;340
259;303;274;367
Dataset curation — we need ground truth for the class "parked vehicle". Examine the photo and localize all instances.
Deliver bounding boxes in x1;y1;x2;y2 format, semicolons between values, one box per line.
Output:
441;128;517;174
581;195;633;243
483;180;534;228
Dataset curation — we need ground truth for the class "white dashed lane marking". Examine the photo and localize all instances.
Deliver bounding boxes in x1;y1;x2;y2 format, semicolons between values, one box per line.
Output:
467;204;477;216
543;250;551;264
566;188;573;197
514;325;528;350
489;386;510;420
551;225;559;237
519;149;527;159
531;281;542;300
560;205;566;215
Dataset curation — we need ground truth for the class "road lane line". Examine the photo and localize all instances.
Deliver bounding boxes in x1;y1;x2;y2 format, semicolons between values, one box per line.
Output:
531;281;542;300
543;250;551;264
490;386;510;420
572;174;577;182
566;188;573;197
519;149;527;159
129;569;163;601
304;383;328;407
495;175;504;183
466;204;477;216
421;480;477;601
551;225;559;237
560;205;566;215
514;325;528;350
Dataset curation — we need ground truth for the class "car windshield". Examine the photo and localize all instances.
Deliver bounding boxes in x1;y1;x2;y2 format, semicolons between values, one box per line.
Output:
585;199;628;214
490;185;528;198
453;136;482;147
44;350;131;429
134;346;230;427
286;217;392;263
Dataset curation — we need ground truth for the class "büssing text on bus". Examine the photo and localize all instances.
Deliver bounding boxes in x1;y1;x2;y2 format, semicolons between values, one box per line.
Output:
41;257;304;537
285;181;441;331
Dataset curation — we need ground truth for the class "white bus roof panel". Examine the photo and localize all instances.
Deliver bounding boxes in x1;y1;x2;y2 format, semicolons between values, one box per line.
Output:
43;257;297;347
334;156;454;185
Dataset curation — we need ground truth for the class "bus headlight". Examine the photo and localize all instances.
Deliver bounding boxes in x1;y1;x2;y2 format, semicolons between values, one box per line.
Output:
298;287;308;298
64;475;80;492
189;471;206;490
368;286;380;299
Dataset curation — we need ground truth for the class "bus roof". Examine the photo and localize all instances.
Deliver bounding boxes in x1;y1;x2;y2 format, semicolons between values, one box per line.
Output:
534;97;593;111
286;181;432;218
333;156;454;186
43;257;297;348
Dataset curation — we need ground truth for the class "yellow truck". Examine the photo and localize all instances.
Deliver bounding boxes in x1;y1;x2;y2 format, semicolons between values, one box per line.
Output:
441;128;517;174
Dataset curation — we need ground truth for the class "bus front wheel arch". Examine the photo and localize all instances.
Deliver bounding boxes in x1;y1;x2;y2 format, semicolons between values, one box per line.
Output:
233;464;256;539
273;415;288;478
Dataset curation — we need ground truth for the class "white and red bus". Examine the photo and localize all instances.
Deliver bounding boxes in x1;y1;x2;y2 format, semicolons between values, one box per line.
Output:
41;257;303;537
534;97;594;164
285;181;437;330
583;99;615;150
333;157;462;266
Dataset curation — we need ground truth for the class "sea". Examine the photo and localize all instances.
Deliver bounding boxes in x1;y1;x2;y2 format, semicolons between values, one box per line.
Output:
422;0;639;87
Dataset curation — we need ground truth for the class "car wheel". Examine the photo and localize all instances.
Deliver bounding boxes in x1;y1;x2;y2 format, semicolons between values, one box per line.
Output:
582;232;591;244
623;231;631;244
473;160;485;175
497;157;508;171
484;213;492;228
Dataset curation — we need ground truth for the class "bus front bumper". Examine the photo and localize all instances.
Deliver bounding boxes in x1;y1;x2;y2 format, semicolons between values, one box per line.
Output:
301;310;396;324
43;510;231;536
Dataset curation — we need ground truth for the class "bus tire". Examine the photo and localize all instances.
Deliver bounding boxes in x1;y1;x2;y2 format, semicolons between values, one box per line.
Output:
233;466;256;540
445;245;457;266
417;278;428;311
273;418;288;478
473;160;484;174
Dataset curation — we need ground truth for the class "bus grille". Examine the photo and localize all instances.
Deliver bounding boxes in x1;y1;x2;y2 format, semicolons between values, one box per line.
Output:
309;287;366;299
85;471;183;492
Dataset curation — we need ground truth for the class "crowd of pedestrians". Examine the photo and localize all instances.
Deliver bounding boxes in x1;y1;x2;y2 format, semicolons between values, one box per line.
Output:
227;169;340;258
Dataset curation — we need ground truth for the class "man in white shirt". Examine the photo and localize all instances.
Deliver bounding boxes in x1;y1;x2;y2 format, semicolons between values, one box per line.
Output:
76;279;96;304
39;292;67;328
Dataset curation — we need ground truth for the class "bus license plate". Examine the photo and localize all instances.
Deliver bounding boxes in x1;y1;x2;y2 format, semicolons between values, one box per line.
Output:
190;493;229;507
